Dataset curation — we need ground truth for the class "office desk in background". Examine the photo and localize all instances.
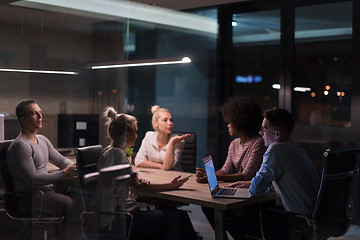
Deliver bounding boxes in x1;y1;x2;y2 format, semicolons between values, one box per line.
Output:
133;167;276;240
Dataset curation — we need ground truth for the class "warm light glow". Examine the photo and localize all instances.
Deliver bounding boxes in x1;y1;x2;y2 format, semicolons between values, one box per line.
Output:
91;57;191;70
325;85;330;90
336;91;345;97
311;92;316;97
0;68;78;75
98;90;103;96
324;90;329;95
112;89;117;94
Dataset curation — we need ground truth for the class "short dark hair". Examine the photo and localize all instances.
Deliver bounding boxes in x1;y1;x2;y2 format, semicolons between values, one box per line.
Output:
221;96;262;137
263;108;295;138
16;99;36;120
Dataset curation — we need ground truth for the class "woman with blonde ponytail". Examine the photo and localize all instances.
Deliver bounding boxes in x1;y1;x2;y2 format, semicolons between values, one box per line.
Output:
97;106;197;240
134;105;190;170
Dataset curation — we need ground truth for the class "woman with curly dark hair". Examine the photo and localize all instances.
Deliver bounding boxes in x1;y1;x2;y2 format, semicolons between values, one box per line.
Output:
196;96;266;238
196;96;266;182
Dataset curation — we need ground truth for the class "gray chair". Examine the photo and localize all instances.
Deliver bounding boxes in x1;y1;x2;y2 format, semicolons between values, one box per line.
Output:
259;147;360;240
0;140;64;240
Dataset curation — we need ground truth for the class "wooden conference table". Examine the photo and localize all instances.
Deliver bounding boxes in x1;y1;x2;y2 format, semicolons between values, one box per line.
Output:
133;167;276;240
48;160;275;240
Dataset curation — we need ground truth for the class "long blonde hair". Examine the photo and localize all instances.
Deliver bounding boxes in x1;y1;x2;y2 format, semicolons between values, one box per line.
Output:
151;105;170;130
103;106;137;148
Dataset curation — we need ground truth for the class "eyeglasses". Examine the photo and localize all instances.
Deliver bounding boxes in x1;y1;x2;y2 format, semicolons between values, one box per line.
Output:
259;127;279;135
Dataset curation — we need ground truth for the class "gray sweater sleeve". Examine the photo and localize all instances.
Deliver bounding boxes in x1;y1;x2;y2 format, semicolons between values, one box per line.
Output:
8;134;72;191
41;135;73;169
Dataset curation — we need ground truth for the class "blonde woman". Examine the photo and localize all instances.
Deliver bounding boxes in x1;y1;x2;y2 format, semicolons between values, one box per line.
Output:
134;105;190;170
97;107;197;240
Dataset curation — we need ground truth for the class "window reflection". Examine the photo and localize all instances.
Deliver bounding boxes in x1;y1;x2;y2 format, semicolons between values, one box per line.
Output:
294;1;352;127
232;10;280;110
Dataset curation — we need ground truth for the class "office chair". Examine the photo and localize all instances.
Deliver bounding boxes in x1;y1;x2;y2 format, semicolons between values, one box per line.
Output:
259;147;360;240
74;145;104;210
81;164;134;240
0;140;64;240
173;132;197;173
74;144;104;190
74;145;104;238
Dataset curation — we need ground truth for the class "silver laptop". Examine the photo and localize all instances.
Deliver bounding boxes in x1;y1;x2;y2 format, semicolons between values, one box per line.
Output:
203;155;251;199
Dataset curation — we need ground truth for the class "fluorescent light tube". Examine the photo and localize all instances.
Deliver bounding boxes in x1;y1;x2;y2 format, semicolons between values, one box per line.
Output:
272;84;311;92
90;57;191;70
0;68;78;75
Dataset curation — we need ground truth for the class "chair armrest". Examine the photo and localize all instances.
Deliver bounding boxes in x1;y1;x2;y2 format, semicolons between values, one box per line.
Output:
259;207;315;239
260;207;314;226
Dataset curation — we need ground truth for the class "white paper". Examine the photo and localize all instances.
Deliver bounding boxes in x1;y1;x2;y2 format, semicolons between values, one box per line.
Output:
79;138;85;146
76;121;87;130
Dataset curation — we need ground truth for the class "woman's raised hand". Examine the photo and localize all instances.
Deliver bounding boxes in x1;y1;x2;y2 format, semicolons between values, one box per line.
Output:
170;134;191;144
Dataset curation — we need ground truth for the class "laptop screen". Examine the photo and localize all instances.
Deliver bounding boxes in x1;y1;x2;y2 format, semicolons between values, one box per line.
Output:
203;155;218;192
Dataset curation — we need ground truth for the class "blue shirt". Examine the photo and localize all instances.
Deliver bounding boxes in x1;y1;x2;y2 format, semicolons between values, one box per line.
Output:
249;139;320;216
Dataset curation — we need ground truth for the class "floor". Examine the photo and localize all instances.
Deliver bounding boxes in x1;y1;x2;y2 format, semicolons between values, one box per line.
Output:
181;204;360;240
1;203;360;239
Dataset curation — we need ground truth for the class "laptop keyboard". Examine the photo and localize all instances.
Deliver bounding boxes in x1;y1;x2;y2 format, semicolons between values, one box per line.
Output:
218;188;236;196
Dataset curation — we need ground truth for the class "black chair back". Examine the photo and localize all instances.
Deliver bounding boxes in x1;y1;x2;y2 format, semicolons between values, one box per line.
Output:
0;140;14;192
74;144;104;215
0;140;27;216
313;147;360;239
174;132;197;173
74;144;104;188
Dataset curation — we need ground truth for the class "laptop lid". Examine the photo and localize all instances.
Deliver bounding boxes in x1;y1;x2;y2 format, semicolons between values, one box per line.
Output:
203;155;220;195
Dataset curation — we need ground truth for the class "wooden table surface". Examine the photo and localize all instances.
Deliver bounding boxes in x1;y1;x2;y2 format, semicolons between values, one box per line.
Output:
133;166;276;211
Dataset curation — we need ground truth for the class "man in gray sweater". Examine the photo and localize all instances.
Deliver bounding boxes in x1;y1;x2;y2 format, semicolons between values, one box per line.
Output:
8;99;77;238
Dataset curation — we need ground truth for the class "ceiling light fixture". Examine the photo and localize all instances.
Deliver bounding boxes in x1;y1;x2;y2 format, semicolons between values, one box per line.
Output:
272;84;311;92
0;68;78;75
293;87;311;92
90;57;191;70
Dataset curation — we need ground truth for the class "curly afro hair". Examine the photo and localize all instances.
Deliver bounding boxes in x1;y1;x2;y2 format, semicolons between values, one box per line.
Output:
221;96;262;138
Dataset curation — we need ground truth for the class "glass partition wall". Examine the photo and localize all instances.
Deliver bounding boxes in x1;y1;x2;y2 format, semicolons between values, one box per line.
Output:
218;0;360;223
1;0;360;236
0;1;216;162
215;0;358;165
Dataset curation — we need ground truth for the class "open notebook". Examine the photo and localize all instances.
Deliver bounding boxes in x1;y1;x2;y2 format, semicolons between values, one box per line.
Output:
203;155;251;199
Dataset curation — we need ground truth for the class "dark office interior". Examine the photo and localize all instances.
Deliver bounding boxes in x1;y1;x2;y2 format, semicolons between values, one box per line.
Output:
0;0;360;239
